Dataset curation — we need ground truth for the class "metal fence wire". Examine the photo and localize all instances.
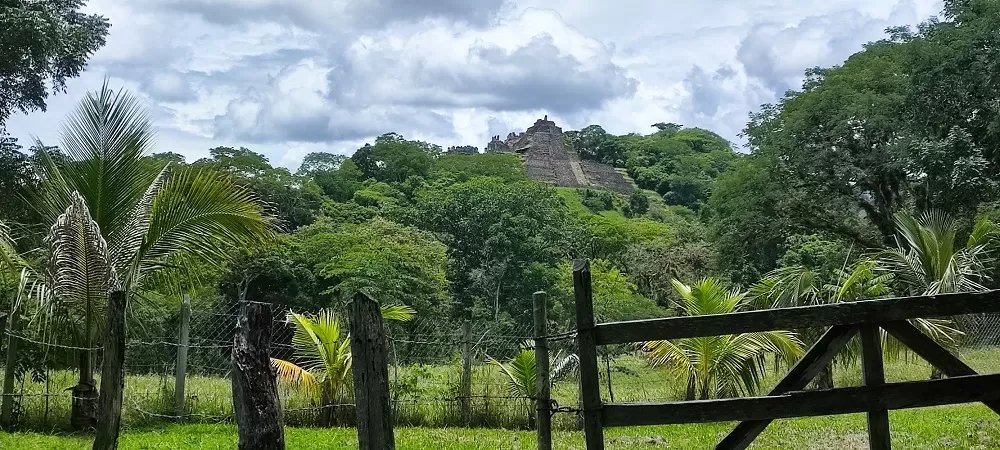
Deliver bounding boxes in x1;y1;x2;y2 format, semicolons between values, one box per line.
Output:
0;296;555;430
0;299;998;431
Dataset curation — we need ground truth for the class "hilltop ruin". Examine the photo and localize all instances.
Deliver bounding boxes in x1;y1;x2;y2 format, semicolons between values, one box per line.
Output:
487;116;634;194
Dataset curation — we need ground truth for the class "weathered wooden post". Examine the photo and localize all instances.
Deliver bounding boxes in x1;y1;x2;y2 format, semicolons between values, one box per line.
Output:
0;309;16;428
94;291;127;450
573;259;605;450
860;324;891;450
533;291;552;450
459;320;472;426
349;293;395;450
232;300;284;450
174;295;191;419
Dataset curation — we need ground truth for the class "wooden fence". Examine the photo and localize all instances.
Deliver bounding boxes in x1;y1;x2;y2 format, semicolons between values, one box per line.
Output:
569;259;1000;450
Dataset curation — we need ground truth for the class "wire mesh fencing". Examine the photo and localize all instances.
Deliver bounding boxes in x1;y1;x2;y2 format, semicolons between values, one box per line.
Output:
0;296;568;431
2;298;999;432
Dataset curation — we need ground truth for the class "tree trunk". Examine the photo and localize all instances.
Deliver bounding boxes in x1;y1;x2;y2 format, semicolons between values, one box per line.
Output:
812;364;835;390
685;373;696;401
232;300;284;450
94;291;127;450
71;349;98;430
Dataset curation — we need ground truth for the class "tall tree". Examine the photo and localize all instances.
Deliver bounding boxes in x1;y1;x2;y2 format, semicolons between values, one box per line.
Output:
0;0;110;126
412;177;570;323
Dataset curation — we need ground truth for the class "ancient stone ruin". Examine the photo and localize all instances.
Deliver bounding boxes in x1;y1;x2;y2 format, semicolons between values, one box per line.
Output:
487;116;635;194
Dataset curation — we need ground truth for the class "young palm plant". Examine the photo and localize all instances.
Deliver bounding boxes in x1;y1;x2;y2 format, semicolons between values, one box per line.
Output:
749;259;895;388
877;211;996;377
490;346;537;426
878;210;996;295
31;83;277;430
271;304;414;425
643;278;803;400
491;347;537;399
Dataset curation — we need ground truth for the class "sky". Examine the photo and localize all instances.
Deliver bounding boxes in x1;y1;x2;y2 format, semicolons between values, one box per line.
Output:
6;0;943;169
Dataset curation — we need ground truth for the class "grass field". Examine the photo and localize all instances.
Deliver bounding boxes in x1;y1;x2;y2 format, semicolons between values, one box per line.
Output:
7;347;1000;428
0;405;998;449
3;347;998;447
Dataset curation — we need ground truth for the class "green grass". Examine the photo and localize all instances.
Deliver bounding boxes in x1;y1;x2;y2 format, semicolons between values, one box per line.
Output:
5;347;1000;446
1;406;998;449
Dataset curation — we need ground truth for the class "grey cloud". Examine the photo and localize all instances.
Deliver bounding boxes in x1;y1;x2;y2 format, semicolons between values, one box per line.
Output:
338;34;637;114
684;65;736;117
736;4;923;96
142;73;198;102
160;0;505;30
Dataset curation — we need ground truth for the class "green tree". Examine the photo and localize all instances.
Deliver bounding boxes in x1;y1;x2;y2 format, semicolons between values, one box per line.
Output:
625;191;649;217
620;126;735;210
565;125;625;166
351;133;439;183
749;259;892;388
551;259;665;324
297;152;347;175
0;0;109;126
194;146;324;230
412;177;570;323
643;278;803;400
294;218;449;320
430;153;526;182
33;84;277;430
0;136;40;230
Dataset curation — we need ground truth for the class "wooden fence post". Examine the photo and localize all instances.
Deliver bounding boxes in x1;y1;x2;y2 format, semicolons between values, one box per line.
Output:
174;295;191;419
459;320;473;426
573;259;605;450
232;300;284;450
534;291;552;450
1;309;19;428
860;324;891;450
349;293;395;450
94;291;127;450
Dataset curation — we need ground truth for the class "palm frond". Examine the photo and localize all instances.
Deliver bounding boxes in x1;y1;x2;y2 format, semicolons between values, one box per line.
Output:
271;357;320;399
137;168;278;281
380;304;416;322
0;221;18;270
42;82;159;240
490;348;537;398
44;192;117;344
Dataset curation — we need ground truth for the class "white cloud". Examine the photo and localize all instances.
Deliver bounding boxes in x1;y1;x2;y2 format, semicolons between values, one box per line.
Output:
4;0;944;166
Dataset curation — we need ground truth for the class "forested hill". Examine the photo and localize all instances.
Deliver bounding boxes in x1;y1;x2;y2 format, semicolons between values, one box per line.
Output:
2;0;999;337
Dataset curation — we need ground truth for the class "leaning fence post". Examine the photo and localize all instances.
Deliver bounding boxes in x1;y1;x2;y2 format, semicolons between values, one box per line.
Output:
533;291;552;450
174;294;191;419
1;309;20;428
350;293;395;450
232;300;285;450
94;290;127;450
573;259;605;450
459;320;473;426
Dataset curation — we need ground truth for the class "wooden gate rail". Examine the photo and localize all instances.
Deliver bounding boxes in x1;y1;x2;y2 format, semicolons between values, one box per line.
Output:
594;290;1000;345
571;259;1000;450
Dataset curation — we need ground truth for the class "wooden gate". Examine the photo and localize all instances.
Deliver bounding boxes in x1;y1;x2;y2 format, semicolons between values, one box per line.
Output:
571;259;1000;450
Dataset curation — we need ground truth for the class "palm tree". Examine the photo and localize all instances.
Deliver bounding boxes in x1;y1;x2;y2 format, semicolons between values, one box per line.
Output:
31;83;277;429
491;347;537;399
271;304;414;425
643;278;803;400
878;211;996;377
749;259;894;388
878;211;996;295
490;346;537;425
